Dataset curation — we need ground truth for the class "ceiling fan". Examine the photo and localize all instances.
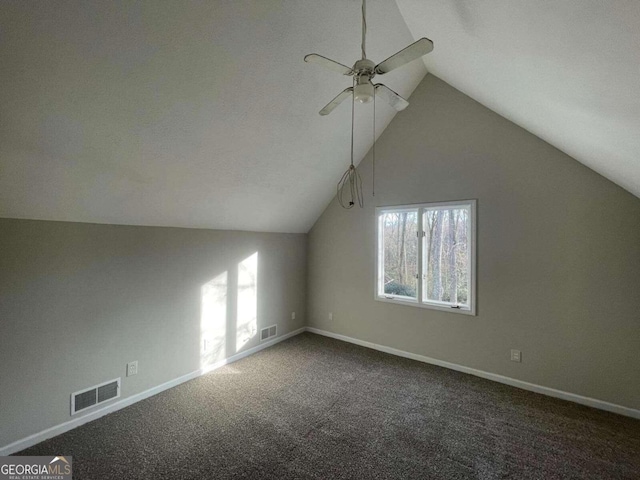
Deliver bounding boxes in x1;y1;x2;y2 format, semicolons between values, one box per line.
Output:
304;0;434;116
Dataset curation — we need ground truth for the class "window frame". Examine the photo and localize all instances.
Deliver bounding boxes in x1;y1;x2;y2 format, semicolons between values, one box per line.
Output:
375;199;477;316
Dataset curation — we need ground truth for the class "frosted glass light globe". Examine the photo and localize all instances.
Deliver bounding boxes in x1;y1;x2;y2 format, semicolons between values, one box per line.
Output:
354;82;374;103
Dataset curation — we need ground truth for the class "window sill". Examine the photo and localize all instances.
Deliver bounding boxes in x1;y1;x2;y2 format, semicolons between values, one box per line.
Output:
375;295;476;316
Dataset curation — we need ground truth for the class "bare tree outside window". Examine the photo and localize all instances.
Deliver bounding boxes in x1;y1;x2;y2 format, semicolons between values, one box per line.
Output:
425;207;469;306
377;201;475;315
381;211;418;298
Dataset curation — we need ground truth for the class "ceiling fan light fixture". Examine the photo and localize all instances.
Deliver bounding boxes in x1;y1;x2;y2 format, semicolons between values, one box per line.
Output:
354;81;374;103
304;0;434;209
304;0;432;114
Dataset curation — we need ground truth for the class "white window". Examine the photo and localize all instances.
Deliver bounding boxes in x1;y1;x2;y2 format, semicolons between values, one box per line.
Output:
376;200;476;315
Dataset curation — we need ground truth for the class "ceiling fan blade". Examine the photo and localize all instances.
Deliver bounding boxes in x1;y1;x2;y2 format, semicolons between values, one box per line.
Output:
319;87;353;116
375;84;409;111
374;37;434;75
304;54;354;75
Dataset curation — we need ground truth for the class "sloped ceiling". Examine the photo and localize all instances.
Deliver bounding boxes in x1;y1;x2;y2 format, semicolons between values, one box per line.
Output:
0;0;425;233
396;0;640;200
2;2;638;235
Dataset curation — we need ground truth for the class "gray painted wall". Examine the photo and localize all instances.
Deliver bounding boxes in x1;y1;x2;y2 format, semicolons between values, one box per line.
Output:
2;73;639;450
307;74;640;411
0;219;306;447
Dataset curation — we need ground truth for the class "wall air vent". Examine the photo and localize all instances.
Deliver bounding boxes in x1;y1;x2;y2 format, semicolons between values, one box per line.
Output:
260;325;277;341
71;378;120;415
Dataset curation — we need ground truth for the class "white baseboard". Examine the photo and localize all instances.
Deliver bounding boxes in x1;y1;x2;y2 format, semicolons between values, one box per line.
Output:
305;327;640;420
0;327;306;456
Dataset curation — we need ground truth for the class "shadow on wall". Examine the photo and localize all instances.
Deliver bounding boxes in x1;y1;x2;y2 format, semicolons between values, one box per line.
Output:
199;252;258;372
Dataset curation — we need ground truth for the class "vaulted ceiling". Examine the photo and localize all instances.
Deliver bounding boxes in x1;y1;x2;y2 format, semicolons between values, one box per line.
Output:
1;1;638;234
0;0;424;233
396;0;640;201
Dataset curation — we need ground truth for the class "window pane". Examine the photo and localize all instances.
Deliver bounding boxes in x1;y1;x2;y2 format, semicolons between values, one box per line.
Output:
424;207;470;306
381;210;418;299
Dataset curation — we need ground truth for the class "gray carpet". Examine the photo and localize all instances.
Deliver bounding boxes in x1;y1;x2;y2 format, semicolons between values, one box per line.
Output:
18;333;640;479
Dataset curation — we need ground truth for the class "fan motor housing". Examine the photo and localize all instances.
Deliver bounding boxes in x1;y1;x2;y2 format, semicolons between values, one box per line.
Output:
353;58;376;77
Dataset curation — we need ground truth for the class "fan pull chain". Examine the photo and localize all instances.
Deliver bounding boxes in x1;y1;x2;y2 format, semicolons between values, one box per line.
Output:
337;77;364;209
372;89;376;197
351;76;355;168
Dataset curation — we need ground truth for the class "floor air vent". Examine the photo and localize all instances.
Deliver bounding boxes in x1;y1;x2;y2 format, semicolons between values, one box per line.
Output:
71;378;120;415
260;325;277;341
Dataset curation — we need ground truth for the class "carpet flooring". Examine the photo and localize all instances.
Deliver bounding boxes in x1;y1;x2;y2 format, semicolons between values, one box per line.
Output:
18;333;640;479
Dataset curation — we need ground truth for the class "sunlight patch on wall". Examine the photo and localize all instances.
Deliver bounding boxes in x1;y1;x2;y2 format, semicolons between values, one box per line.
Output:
236;252;258;352
200;271;228;369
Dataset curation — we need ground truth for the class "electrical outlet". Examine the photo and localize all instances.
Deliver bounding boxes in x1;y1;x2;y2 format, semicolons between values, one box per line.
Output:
329;312;333;321
291;312;296;320
510;350;522;363
127;361;138;376
203;339;208;351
